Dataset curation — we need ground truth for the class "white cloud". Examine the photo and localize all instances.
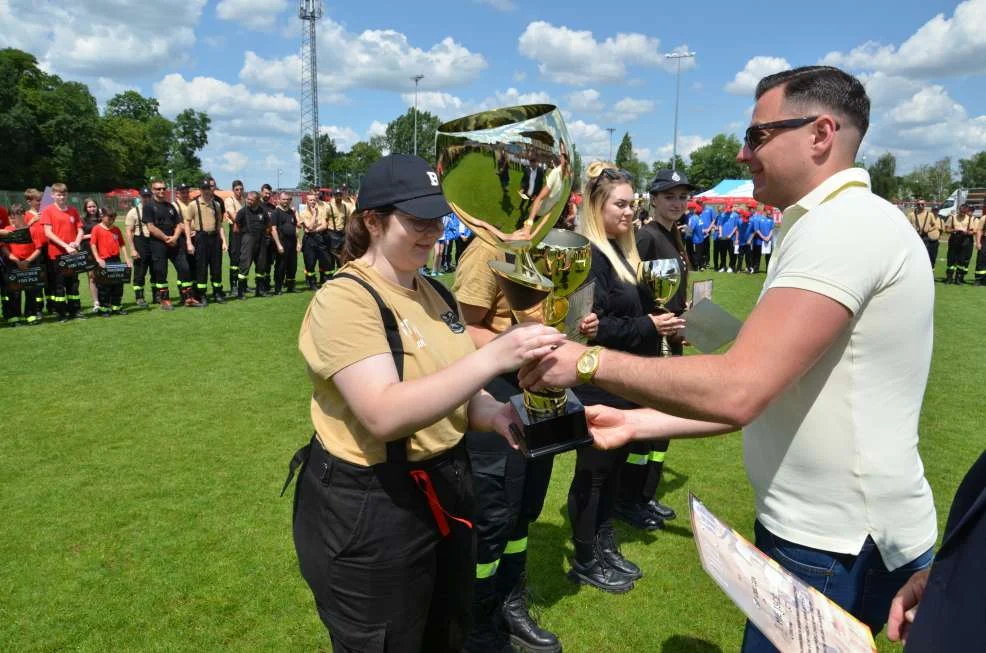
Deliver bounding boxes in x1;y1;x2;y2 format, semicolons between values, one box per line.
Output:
0;0;207;78
888;86;967;125
513;71;527;82
518;21;669;85
221;152;250;173
240;19;486;94
612;97;656;123
401;91;468;119
154;74;298;119
216;0;289;31
821;0;986;78
568;120;613;163
724;56;791;96
92;77;138;104
320;125;361;151
476;0;515;10
654;135;712;161
368;120;388;139
399;88;553;121
566;89;604;114
634;148;653;164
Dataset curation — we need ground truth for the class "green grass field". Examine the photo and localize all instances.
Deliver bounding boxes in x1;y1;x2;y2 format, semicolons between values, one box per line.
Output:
1;252;983;652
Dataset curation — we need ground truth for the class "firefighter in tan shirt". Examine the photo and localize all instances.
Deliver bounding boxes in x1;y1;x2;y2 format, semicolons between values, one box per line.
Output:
907;199;942;268
298;193;332;289
223;180;245;295
945;203;976;284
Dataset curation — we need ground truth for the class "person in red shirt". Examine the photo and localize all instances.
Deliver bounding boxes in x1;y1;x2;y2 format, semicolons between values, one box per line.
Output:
23;188;48;317
40;182;85;321
90;208;132;316
1;204;45;326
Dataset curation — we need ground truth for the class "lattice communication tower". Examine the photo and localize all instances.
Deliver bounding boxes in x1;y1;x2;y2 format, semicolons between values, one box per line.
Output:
299;0;322;188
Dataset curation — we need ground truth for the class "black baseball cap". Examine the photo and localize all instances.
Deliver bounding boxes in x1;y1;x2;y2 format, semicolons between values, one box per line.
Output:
356;154;450;219
140;187;152;196
199;178;211;188
177;183;190;191
648;169;697;195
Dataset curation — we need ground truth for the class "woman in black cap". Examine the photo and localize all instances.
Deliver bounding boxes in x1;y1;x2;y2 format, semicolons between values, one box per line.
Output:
566;162;685;593
613;168;692;530
288;154;563;653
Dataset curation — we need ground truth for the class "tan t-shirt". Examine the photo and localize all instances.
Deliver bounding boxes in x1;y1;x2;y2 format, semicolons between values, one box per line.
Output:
224;195;243;225
299;260;475;466
452;238;514;333
326;200;350;231
188;197;221;233
908;209;941;241
299;205;325;232
173;199;192;230
124;206;150;238
945;213;976;235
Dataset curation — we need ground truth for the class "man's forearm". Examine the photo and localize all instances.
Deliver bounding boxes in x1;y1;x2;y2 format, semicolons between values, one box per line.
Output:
594;350;749;425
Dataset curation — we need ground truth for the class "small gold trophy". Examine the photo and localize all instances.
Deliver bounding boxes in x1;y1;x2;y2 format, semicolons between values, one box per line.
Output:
436;105;593;458
637;258;682;357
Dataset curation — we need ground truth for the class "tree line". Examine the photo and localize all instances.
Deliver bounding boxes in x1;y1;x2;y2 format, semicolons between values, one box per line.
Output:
0;48;210;191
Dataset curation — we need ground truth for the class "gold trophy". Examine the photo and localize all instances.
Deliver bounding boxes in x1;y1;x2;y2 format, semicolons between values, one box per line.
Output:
637;258;682;357
436;104;593;458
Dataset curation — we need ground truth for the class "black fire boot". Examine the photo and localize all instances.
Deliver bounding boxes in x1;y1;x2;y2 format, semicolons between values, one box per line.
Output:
568;554;634;594
237;278;246;300
463;578;513;653
306;275;317;290
501;571;561;652
134;287;147;307
945;269;954;284
254;278;264;298
285;279;296;293
595;523;642;581
646;499;677;521
957;270;967;285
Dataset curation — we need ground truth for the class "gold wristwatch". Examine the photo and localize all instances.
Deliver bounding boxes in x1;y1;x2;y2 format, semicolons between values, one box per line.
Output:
576;346;603;384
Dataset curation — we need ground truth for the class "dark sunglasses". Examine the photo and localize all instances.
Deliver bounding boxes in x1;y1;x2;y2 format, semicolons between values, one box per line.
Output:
744;116;840;151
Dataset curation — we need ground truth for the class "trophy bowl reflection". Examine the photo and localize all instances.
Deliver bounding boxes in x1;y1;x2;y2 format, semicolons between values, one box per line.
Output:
436;104;593;459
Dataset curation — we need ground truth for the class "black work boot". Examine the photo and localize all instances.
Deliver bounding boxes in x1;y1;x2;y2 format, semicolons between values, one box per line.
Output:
463;578;513;653
945;269;954;284
306;275;317;290
285;279;296;293
254;278;264;298
957;270;967;285
595;524;642;581
646;498;677;521
501;571;561;652
613;498;663;531
134;288;147;307
237;278;246;300
568;555;634;594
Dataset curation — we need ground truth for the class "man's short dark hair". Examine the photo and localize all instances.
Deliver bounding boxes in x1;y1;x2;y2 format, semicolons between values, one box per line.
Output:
232;179;244;189
755;66;870;140
261;183;273;192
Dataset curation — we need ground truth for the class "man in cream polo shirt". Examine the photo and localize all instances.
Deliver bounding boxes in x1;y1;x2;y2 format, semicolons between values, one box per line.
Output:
519;66;937;651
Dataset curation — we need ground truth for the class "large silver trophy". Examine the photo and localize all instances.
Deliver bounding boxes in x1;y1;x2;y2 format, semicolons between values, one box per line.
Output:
436;105;593;458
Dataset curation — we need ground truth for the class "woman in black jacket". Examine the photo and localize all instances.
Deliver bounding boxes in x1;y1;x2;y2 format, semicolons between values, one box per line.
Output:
566;162;685;594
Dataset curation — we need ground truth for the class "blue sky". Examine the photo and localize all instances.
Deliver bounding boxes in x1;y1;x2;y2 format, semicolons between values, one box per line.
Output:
2;0;984;190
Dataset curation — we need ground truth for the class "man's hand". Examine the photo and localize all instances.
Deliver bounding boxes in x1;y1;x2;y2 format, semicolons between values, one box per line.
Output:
187;243;195;255
16;260;28;270
97;259;106;269
887;568;930;644
166;236;178;246
585;405;637;449
296;242;302;253
130;249;140;260
578;312;599;340
518;341;587;391
64;243;77;253
277;245;284;255
222;242;228;253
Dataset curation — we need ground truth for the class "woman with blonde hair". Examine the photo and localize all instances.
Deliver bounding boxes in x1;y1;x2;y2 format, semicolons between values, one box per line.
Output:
565;162;685;593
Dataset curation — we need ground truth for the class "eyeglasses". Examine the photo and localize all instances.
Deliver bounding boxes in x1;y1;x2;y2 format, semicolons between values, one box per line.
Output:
744;116;839;151
397;212;444;234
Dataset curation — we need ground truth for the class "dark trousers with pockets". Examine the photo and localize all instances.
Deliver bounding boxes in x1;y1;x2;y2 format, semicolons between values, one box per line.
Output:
302;232;332;280
947;234;973;275
466;374;554;591
274;238;298;290
921;237;939;268
2;284;39;322
95;255;123;310
131;235;150;297
148;238;190;301
238;231;268;280
48;260;80;316
293;437;475;653
194;231;223;296
714;238;730;270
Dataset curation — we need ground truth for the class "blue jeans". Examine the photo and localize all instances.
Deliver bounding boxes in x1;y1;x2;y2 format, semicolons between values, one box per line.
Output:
740;520;934;653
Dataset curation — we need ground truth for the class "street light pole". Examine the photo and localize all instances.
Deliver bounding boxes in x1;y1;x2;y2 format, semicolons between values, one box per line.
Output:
411;74;424;157
665;50;695;171
168;168;174;203
276;168;283;190
606;127;615;161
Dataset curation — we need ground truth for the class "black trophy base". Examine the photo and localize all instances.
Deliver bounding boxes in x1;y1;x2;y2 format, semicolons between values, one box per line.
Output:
509;389;593;459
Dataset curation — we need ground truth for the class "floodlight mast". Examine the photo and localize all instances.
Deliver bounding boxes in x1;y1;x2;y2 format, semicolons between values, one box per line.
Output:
299;0;323;188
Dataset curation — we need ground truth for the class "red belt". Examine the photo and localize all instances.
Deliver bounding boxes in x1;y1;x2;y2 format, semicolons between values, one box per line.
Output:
409;469;473;537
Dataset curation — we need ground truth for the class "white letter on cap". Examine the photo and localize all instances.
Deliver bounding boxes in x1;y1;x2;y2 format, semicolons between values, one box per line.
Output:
427;172;439;186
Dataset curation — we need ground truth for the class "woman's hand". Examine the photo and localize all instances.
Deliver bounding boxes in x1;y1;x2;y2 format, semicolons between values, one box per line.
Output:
585;405;637;450
650;312;686;336
482;323;565;375
490;402;523;450
578;312;599;340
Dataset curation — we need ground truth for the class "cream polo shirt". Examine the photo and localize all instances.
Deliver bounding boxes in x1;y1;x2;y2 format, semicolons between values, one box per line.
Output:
743;167;937;571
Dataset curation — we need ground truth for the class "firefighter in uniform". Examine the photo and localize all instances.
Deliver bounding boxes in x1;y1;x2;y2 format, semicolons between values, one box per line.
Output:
453;238;561;653
234;191;271;299
945;203;975;284
907;199;942;268
260;183;277;292
143;180;199;310
187;179;228;304
224;180;245;296
173;183;197;302
270;191;299;294
974;210;986;286
325;188;350;271
299;193;332;289
287;153;562;653
125;188;154;307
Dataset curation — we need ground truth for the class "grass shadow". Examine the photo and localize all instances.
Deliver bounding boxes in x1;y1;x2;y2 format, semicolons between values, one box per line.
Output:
656;464;689;498
661;635;724;653
527;520;580;608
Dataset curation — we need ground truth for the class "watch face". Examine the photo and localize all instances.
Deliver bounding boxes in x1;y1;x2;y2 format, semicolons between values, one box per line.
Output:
577;351;597;374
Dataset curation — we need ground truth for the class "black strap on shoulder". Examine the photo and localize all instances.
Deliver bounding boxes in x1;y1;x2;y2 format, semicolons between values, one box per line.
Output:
333;272;408;463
